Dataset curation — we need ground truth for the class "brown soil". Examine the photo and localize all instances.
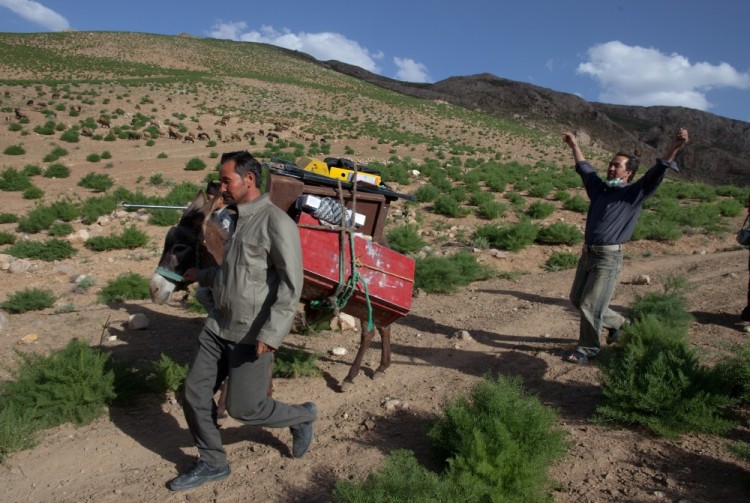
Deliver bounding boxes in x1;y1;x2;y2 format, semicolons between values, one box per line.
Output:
1;84;750;503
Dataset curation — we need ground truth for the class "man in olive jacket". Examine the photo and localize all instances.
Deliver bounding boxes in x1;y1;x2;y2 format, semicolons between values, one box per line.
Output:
169;151;316;491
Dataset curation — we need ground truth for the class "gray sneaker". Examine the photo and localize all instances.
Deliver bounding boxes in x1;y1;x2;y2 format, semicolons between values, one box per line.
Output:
168;460;230;491
290;402;317;458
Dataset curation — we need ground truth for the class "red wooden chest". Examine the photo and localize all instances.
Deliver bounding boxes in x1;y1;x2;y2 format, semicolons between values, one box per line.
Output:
296;212;415;327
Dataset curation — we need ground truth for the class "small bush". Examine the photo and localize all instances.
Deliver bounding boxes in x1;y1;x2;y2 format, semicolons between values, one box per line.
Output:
59;129;80;143
44;163;71;178
433;195;466;218
147;354;189;393
5;239;77;261
148;209;181;226
78;172;114;192
414;184;440;203
536;222;583;245
97;272;151;303
273;347;322;378
8;122;23;132
387;225;426;254
86;153;101;163
415;251;494;293
22;185;44;199
0;231;16;245
157;152;168;159
475;221;539;251
185;157;207;171
48;222;74;237
0;212;19;223
0;340;115;461
79;194;117;224
0;167;32;191
1;288;56;313
22;164;42;176
4;144;26;155
562;195;589;213
101;151;112;159
476;200;507;220
42;146;68;162
526;200;556;219
544;251;579;271
85;225;148;251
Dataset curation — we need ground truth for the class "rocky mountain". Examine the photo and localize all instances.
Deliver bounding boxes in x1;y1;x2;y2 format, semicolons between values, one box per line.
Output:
324;61;750;185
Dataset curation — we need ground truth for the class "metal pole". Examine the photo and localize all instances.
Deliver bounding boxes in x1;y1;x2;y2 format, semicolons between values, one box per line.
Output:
120;203;188;210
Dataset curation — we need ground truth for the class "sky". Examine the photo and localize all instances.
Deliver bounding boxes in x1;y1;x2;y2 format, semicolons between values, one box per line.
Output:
1;0;749;123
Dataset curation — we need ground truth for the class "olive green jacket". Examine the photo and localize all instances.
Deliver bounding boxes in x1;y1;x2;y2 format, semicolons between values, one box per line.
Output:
199;193;303;348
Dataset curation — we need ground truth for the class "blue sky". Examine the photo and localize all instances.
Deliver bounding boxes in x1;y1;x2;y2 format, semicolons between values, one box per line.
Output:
2;0;749;123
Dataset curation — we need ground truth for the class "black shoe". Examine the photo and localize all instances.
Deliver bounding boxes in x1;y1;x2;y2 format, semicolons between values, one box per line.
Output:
168;460;230;491
290;402;317;458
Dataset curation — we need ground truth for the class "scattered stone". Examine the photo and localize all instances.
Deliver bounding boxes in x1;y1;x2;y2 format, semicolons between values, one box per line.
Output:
330;313;357;331
489;249;508;259
330;347;348;356
653;490;665;498
410;169;420;177
53;264;72;274
96;216;110;226
692;249;707;255
632;274;651;285
113;210;129;219
73;274;90;284
0;253;14;270
744;325;750;333
67;229;90;242
18;333;39;344
107;335;118;342
451;330;473;341
8;259;31;274
383;399;401;410
127;313;150;330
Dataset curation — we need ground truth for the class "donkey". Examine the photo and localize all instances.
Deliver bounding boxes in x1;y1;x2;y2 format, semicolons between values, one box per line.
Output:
150;191;394;391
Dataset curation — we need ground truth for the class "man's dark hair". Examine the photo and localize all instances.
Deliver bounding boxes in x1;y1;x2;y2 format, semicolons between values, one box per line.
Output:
221;151;262;188
205;180;221;198
615;151;640;182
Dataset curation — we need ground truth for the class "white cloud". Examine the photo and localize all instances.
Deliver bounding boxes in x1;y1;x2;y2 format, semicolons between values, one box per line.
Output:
207;22;430;82
577;41;750;111
208;22;383;74
0;0;69;31
394;57;431;83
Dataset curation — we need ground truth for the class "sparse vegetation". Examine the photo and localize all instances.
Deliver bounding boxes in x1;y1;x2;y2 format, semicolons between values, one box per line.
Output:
1;288;56;313
97;272;151;303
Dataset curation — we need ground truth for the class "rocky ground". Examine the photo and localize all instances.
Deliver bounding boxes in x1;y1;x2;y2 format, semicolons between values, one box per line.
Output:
1;83;749;503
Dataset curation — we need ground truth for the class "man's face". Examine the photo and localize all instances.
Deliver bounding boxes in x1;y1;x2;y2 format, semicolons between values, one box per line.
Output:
607;155;631;181
219;160;254;205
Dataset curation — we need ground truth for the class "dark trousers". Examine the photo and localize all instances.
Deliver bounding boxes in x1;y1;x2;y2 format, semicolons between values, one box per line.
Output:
182;326;315;467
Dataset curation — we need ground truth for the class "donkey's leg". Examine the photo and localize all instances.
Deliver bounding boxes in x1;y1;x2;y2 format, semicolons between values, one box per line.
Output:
341;324;376;391
373;325;391;380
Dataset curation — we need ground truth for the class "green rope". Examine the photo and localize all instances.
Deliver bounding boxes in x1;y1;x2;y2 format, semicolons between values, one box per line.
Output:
309;230;374;332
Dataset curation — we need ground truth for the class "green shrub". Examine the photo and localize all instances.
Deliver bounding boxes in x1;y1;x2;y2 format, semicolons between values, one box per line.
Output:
0;340;115;461
4;144;26;155
712;343;750;403
79;194;117;224
414;184;440;203
78;172;114;192
717;198;744;217
22;185;44;199
0;167;32;191
148;209;181;226
525;200;556;219
101;151;112;159
33;121;56;135
526;182;554;198
631;211;682;242
48;200;80;221
0;231;16;245
536;222;583;245
1;288;56;313
85;225;148;251
48;222;73;237
387;224;426;254
415;251;494;293
476;200;507;220
628;275;694;334
44;163;71;178
273;347;322;378
59;129;80;143
475;221;539;251
185;157;207;171
146;354;189;393
86;153;101;163
8;122;23;132
5;239;77;261
562;195;589;213
22;164;42;176
97;272;151;303
544;251;579;271
596;316;733;437
42;146;68;162
0;212;19;223
433;195;466;218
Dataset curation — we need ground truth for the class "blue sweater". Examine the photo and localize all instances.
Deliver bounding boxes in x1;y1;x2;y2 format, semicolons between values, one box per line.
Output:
577;158;679;245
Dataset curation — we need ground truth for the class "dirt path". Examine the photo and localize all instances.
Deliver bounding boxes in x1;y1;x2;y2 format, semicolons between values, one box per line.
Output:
2;246;749;503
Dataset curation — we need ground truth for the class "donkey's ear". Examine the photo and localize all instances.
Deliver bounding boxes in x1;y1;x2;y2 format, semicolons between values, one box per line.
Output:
184;190;207;214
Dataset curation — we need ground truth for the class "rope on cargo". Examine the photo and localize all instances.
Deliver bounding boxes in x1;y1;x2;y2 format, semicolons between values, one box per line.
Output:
308;175;374;331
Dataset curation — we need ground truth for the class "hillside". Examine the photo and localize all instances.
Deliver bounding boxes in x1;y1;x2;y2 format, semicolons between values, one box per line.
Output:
0;31;749;503
324;62;750;185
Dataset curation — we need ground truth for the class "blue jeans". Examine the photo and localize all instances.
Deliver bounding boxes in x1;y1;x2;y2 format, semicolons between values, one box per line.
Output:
569;246;625;358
